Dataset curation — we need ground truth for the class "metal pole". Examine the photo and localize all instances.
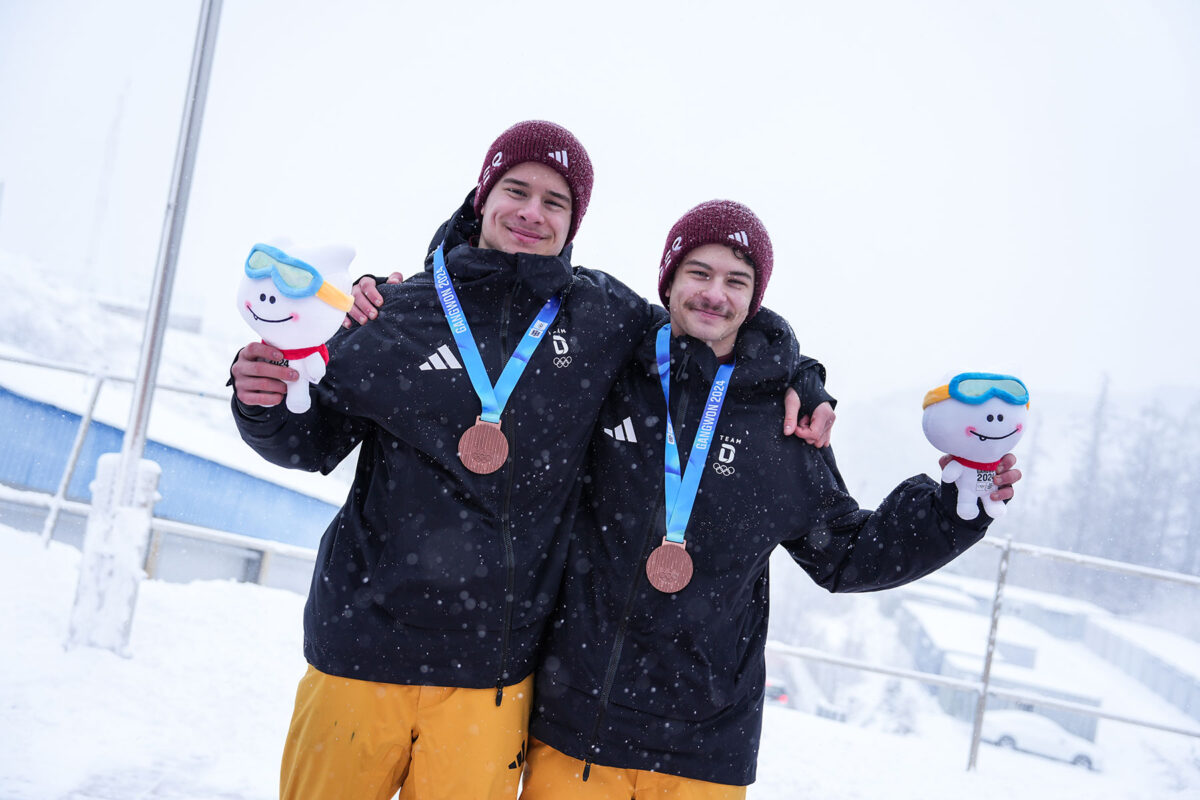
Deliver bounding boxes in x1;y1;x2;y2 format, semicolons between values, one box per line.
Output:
66;0;223;655
41;376;105;545
143;529;165;578
115;0;223;506
256;550;274;586
968;537;1013;770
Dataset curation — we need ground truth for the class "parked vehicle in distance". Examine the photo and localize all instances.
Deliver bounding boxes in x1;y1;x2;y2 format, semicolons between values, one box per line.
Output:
980;710;1103;771
764;678;792;708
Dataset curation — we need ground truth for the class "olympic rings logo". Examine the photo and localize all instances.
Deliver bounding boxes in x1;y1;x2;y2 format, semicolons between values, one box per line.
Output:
712;463;736;477
553;356;573;368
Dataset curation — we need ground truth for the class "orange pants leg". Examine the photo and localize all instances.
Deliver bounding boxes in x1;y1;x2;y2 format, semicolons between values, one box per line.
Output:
520;738;746;800
398;673;534;800
280;665;418;800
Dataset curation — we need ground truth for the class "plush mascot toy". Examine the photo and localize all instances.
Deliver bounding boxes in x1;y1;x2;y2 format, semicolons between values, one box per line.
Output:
922;373;1029;520
237;242;355;414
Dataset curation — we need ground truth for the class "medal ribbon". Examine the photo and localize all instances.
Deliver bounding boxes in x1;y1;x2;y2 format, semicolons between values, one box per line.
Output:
656;324;734;545
432;244;562;423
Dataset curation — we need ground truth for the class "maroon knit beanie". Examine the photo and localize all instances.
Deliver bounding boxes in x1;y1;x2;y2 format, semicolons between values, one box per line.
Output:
473;120;594;246
657;200;774;318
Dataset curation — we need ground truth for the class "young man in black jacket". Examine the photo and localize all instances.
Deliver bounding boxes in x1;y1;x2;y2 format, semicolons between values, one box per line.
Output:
230;124;830;800
518;201;1022;799
231;120;661;800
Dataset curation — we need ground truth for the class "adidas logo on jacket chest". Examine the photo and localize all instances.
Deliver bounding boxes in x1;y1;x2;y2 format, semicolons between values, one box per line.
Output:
603;422;745;479
418;324;579;374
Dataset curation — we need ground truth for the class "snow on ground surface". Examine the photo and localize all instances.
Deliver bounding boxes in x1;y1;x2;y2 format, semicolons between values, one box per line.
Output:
5;525;1198;800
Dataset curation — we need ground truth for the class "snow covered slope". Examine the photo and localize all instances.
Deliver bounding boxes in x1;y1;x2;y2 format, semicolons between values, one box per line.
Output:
3;525;1196;800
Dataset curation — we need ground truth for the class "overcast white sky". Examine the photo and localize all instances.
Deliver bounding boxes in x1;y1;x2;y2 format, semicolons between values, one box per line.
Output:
1;0;1197;405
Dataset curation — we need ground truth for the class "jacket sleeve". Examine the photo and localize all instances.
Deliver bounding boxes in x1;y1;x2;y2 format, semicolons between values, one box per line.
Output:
577;266;666;343
781;446;989;592
231;396;368;475
757;307;837;414
792;357;837;414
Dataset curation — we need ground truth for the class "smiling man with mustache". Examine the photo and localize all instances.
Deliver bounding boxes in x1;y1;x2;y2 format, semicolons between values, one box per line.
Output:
519;200;1023;799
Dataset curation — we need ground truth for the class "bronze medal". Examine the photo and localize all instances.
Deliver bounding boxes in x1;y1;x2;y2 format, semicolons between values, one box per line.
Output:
645;538;694;593
458;417;509;474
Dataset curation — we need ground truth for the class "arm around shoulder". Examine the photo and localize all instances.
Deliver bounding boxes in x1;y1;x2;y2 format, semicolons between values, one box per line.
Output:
575;266;665;339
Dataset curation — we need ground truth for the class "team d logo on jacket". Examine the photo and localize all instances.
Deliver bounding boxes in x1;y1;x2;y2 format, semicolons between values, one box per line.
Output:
712;436;739;476
551;326;572;368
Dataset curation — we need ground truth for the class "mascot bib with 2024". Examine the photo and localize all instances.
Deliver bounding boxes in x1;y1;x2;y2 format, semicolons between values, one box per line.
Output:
922;373;1029;520
237;243;354;414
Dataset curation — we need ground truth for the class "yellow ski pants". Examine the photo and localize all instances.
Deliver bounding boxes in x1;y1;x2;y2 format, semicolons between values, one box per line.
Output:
280;665;534;800
519;737;747;800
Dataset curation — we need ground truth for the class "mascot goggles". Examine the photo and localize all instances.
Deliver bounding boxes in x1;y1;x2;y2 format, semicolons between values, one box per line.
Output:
951;373;1028;405
245;244;352;311
924;372;1029;409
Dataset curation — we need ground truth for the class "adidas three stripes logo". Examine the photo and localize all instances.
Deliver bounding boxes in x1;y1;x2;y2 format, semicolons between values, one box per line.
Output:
418;344;463;371
603;417;637;443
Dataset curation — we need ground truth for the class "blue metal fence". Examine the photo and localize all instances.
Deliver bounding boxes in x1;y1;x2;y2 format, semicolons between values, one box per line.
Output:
0;385;337;549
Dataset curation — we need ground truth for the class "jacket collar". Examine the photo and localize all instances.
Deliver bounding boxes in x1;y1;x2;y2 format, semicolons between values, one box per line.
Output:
422;191;574;301
635;306;798;391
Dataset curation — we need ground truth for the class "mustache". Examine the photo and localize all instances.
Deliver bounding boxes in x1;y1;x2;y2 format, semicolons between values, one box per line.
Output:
685;300;730;317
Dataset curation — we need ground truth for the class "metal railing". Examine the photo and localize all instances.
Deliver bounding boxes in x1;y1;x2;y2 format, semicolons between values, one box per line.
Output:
767;534;1200;770
3;350;1199;772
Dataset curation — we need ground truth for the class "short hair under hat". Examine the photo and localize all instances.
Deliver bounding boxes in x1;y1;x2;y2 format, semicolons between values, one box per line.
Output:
473;120;594;246
657;200;774;318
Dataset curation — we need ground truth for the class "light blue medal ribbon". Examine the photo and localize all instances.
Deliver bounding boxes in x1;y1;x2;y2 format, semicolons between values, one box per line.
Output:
656;324;734;545
432;244;561;474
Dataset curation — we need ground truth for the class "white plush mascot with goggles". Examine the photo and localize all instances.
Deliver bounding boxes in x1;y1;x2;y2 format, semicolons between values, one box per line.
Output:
237;242;355;414
922;373;1029;520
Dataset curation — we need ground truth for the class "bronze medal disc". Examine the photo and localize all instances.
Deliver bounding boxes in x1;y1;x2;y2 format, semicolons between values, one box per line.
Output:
646;538;693;593
458;417;509;474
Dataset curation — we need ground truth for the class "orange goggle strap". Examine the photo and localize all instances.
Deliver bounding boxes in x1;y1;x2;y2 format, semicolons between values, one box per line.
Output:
922;384;951;410
316;281;353;312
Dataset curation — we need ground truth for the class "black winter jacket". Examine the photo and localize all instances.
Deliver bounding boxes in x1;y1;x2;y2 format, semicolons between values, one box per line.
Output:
530;311;991;785
233;196;659;692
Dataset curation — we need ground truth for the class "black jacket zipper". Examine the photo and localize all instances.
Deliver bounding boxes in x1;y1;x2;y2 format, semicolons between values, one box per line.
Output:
495;282;518;705
582;352;693;780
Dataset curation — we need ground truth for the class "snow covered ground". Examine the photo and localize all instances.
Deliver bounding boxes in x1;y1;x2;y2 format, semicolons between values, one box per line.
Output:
4;524;1197;800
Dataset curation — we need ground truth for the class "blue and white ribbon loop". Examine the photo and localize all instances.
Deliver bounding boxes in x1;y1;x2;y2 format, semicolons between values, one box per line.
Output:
433;244;561;424
656;325;734;545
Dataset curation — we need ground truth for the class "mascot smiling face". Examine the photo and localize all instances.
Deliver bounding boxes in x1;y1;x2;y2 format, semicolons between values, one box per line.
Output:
922;394;1027;465
238;243;353;351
